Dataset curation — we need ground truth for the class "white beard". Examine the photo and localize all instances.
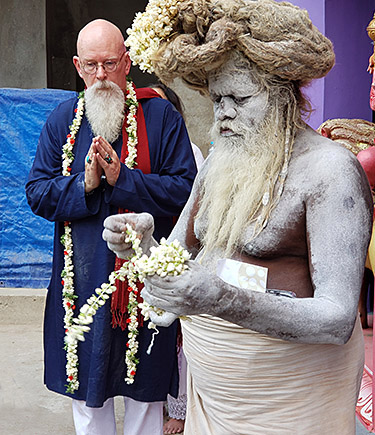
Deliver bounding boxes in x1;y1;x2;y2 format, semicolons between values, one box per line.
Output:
197;113;286;256
84;80;125;144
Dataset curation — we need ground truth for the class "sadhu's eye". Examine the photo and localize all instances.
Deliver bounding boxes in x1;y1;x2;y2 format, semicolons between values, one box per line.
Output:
233;96;249;104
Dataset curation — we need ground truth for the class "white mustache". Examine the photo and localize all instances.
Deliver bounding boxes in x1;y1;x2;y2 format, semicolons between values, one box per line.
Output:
211;120;251;138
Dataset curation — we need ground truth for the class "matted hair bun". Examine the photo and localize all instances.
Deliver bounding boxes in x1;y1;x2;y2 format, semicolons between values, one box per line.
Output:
151;0;335;91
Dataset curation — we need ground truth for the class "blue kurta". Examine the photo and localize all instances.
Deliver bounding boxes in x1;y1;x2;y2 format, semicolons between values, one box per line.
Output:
26;93;197;407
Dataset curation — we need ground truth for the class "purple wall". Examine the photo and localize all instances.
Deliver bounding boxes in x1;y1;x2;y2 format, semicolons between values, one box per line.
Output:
277;0;374;129
290;0;325;129
324;1;374;126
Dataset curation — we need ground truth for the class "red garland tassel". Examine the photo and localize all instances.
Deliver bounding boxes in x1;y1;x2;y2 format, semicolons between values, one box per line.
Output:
110;87;160;330
111;258;145;329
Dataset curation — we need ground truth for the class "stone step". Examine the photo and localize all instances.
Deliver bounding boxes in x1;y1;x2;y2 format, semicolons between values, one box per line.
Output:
0;287;46;325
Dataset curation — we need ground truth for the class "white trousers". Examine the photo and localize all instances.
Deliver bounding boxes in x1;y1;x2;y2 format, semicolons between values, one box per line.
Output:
72;397;164;435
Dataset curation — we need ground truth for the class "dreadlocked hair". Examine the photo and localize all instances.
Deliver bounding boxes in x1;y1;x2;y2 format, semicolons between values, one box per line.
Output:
152;0;335;102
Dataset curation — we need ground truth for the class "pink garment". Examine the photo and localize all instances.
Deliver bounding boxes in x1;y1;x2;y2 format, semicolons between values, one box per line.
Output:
370;71;375;111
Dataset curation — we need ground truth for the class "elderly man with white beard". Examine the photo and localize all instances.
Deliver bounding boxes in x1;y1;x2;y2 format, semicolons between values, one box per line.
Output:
26;19;197;435
103;1;374;433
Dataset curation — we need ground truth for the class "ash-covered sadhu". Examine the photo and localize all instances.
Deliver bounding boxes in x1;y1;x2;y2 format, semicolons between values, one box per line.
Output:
105;1;373;433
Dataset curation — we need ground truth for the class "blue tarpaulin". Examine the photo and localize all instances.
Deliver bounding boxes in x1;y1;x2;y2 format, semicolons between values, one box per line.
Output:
0;88;76;288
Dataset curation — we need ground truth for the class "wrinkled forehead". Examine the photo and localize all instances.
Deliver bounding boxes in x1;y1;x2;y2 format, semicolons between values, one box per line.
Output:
207;60;261;97
78;39;123;61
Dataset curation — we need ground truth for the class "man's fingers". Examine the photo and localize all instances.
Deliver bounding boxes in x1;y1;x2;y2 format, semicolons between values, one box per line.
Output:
94;136;118;164
106;243;133;259
103;213;154;241
142;283;173;305
131;213;154;234
141;287;163;307
146;273;176;289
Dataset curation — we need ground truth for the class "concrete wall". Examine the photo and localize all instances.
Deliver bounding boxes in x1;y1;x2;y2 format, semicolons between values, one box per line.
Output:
0;0;46;89
171;80;214;158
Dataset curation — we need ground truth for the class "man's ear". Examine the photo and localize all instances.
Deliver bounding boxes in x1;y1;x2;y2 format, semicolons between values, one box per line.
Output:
124;51;131;76
73;56;84;78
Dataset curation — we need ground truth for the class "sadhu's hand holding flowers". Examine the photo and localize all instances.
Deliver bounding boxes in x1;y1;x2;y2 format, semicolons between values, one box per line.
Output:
64;213;192;387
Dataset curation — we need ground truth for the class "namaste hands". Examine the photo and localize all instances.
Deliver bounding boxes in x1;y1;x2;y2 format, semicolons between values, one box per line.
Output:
85;136;120;192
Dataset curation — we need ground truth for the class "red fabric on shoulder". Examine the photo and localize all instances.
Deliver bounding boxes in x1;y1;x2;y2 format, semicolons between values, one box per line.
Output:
111;87;160;330
135;87;161;100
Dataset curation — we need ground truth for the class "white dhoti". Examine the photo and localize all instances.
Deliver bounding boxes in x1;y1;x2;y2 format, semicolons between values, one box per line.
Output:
182;259;364;434
182;313;364;435
182;315;363;435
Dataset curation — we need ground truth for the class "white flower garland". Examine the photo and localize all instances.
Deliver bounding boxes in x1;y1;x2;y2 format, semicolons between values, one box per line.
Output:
125;0;181;73
124;79;138;168
61;81;141;393
61;91;85;393
65;225;191;385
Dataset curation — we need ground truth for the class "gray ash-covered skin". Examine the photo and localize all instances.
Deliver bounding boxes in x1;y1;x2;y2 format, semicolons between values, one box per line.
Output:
103;59;373;345
103;0;373;347
187;133;372;345
102;2;374;431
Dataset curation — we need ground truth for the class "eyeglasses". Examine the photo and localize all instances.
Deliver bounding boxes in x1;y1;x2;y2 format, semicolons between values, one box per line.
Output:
80;51;125;75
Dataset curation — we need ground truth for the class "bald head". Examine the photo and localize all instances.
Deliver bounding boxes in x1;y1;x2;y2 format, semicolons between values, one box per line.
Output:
77;19;124;57
73;19;131;91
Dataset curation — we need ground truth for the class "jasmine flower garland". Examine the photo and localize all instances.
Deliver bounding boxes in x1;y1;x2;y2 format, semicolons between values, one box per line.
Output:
124;79;138;168
61;81;140;393
60;92;84;393
125;0;181;73
65;224;190;385
61;80;190;391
